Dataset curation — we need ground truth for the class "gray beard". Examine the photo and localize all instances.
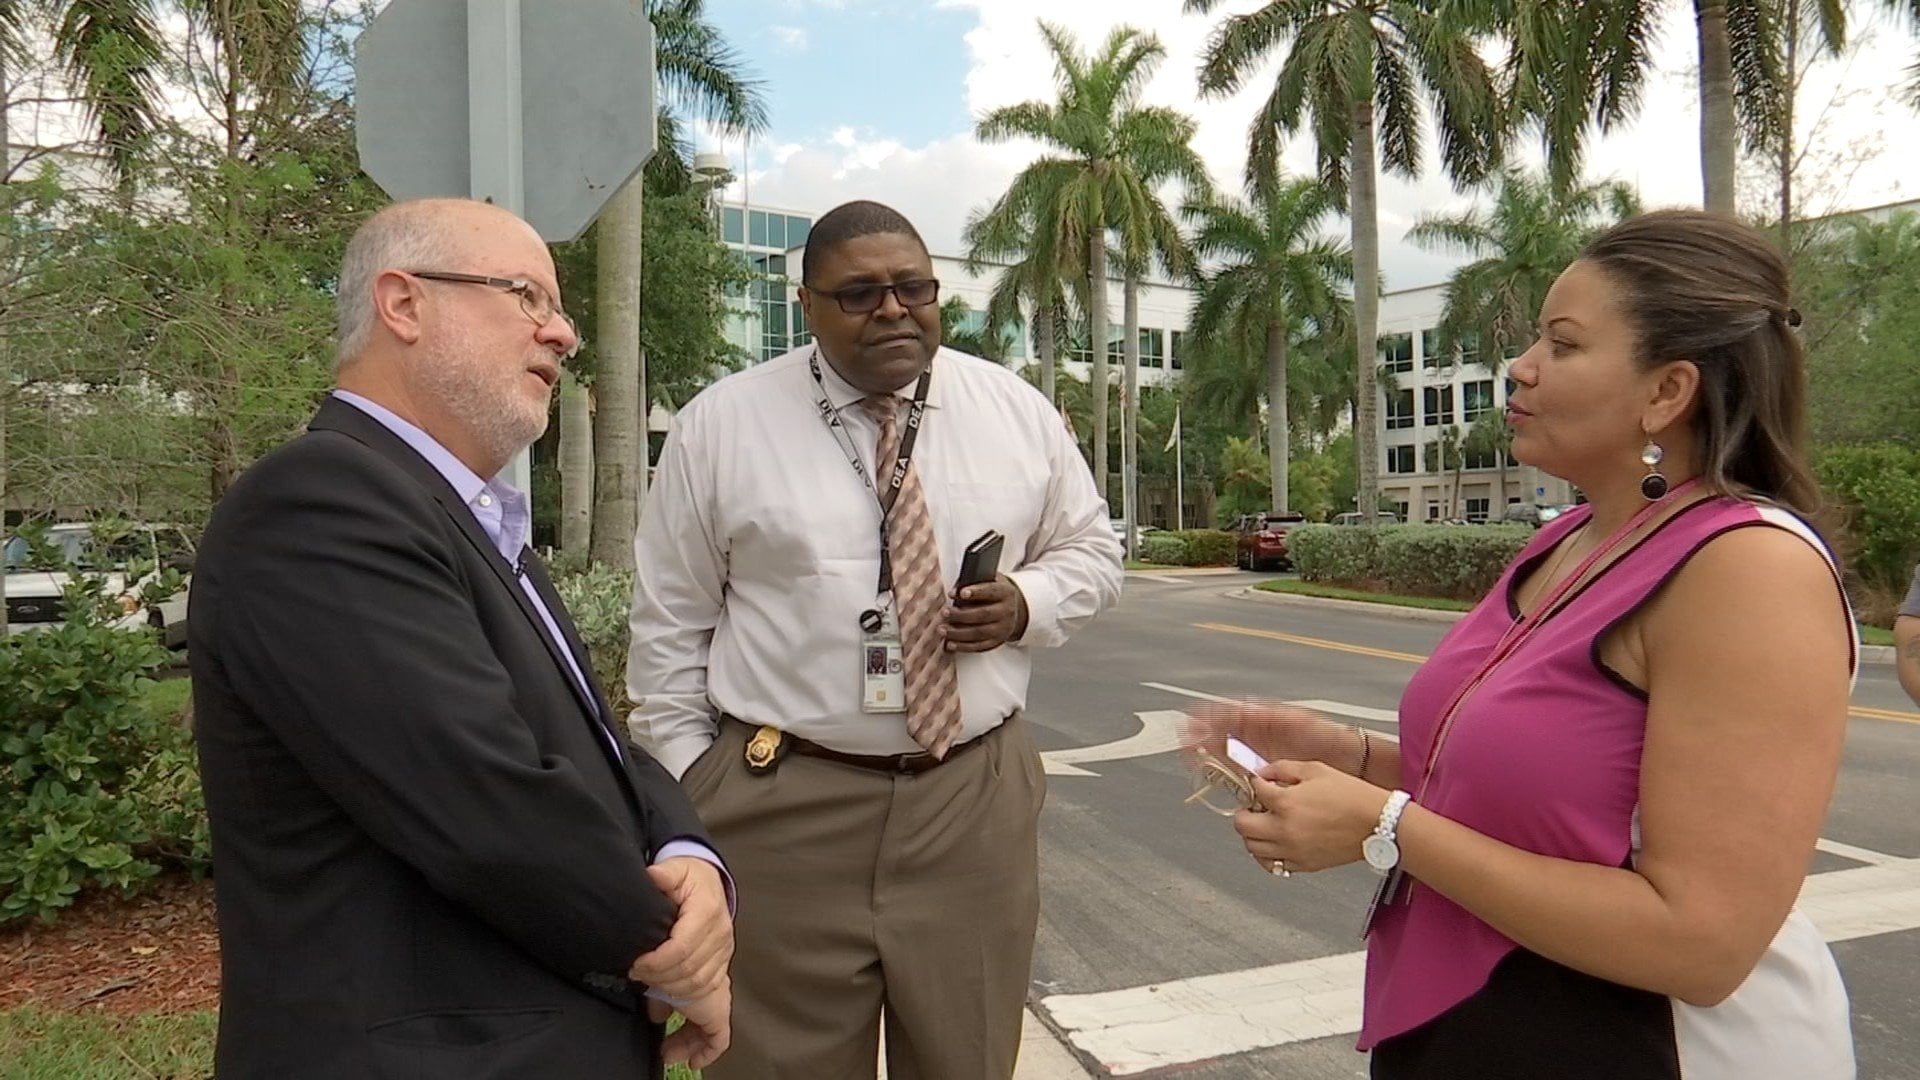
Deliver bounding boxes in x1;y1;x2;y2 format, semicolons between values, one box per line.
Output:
413;340;550;477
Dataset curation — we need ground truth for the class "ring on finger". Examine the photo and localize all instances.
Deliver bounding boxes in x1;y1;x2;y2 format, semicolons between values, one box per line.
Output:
1271;859;1291;878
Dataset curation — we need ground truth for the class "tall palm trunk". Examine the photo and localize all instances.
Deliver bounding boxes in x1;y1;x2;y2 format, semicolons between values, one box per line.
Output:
558;369;593;555
1696;0;1738;213
1779;5;1797;251
1121;269;1140;556
1265;317;1289;513
1088;230;1111;501
590;177;645;570
210;11;245;502
1036;304;1058;405
1350;99;1382;520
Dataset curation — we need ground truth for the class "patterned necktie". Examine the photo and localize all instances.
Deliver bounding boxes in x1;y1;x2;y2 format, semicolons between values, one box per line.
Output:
860;392;963;757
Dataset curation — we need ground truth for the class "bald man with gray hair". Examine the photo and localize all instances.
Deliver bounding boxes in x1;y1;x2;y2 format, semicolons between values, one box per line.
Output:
189;198;734;1080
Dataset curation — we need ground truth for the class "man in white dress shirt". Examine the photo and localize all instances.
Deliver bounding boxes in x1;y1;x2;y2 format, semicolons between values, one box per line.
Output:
626;200;1122;1079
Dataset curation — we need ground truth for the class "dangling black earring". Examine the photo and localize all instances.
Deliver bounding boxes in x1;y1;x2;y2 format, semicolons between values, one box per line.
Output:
1640;440;1669;501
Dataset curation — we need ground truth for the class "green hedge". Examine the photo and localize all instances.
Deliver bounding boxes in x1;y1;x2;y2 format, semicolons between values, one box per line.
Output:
1814;443;1920;592
1140;534;1189;566
0;580;208;927
1166;529;1236;567
1290;524;1533;601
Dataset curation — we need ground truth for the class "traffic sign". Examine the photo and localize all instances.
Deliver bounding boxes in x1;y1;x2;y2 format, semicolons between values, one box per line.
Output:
355;0;658;243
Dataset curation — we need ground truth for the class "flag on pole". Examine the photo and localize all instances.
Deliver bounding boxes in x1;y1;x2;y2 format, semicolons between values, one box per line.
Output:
1163;405;1181;453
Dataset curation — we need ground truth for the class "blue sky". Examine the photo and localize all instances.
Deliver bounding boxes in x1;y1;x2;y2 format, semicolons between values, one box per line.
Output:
704;0;977;151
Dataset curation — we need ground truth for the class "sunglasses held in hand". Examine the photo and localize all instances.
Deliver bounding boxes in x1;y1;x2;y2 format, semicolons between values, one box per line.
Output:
1185;737;1272;817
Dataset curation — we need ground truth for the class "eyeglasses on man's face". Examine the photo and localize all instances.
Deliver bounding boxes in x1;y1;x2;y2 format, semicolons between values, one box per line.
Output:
407;270;582;359
811;277;941;316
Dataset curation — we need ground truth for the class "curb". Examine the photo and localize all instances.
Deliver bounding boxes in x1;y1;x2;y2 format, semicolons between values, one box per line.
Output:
1234;586;1899;666
1234;585;1468;625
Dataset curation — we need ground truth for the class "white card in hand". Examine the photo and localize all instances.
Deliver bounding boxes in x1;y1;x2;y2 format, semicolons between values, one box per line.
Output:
1226;736;1268;775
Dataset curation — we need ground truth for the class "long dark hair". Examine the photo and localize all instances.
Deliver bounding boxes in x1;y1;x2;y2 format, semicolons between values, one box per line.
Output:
1580;210;1824;521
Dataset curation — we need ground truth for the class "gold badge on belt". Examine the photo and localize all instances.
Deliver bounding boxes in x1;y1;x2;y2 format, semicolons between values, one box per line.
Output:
744;726;786;774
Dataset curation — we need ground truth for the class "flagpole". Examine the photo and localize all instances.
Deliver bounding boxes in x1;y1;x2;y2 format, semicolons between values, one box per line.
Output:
1174;406;1185;532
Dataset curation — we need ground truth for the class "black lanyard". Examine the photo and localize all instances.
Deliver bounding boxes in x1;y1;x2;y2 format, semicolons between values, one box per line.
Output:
809;347;932;596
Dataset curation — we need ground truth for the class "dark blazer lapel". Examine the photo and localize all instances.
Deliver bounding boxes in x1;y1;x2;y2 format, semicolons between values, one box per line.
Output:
307;399;605;727
518;551;620;730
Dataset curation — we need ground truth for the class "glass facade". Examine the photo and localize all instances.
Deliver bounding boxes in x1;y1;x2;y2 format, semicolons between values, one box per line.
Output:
1386;388;1415;430
1386;444;1416;474
1423;385;1455;426
717;205;816;362
1381;332;1413;374
1462;379;1496;421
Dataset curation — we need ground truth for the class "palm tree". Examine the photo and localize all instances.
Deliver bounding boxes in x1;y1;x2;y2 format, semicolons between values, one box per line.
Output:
1408;167;1636;510
1191;0;1501;528
1500;1;1845;215
588;0;764;569
938;296;1007;362
976;20;1203;515
1185;175;1352;514
963;199;1082;403
1406;168;1638;368
1772;0;1848;248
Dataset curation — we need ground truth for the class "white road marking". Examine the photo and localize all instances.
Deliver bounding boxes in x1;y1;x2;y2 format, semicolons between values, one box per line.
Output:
1814;838;1906;867
1142;681;1234;703
1132;574;1188;585
1046;711;1186;766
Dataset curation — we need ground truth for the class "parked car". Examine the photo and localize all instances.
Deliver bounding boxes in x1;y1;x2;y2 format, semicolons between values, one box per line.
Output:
3;522;195;646
1332;511;1402;526
1109;519;1161;548
1233;511;1307;571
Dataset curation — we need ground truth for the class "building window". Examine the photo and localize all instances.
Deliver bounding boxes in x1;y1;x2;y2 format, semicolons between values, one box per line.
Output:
1006;319;1028;358
788;216;812;248
1421;328;1452;372
1462;379;1496;422
1380;332;1413;374
1426;501;1443;521
791;300;809;346
1386;388;1415;430
1464;444;1499;470
1392;501;1410;522
1386;445;1416;474
1140;328;1165;368
723;207;744;245
1423;441;1444;473
1170;330;1184;370
1423;386;1455;426
1465;497;1491;523
1460;330;1481;369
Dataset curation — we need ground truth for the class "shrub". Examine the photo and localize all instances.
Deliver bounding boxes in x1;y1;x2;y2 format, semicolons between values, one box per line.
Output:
1289;525;1381;584
1139;534;1189;566
1375;525;1533;600
1814;444;1920;594
551;562;637;711
0;578;208;927
1168;529;1236;566
1290;524;1531;601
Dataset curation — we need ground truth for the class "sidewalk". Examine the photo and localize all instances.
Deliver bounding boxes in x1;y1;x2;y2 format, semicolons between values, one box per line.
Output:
875;1007;1091;1079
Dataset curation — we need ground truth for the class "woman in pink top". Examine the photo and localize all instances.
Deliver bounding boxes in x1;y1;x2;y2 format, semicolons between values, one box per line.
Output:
1189;211;1854;1079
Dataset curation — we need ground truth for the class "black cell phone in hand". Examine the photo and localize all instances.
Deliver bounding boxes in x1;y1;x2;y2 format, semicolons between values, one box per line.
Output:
956;530;1006;588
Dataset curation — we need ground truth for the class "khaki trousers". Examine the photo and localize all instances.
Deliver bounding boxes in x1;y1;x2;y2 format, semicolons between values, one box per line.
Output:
683;715;1046;1080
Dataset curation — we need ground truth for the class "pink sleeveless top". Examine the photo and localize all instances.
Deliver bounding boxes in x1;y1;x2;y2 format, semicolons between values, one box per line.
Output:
1358;496;1853;1049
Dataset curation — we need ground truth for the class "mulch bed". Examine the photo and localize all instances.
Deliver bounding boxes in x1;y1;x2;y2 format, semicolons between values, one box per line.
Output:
0;876;220;1015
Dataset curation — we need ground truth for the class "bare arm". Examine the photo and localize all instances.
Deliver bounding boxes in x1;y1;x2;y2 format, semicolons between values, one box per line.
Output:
1395;527;1849;1004
1895;616;1920;708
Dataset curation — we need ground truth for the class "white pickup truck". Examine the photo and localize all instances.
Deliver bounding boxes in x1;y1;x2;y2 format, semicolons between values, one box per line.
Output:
3;522;195;647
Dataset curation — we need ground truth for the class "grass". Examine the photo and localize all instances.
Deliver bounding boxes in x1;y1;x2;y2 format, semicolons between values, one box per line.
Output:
1123;561;1182;571
1254;578;1475;613
0;1009;700;1078
0;1009;217;1080
137;677;192;723
1257;580;1905;646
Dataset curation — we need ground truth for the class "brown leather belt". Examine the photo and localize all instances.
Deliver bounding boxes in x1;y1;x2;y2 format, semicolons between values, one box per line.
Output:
788;731;987;775
722;715;991;775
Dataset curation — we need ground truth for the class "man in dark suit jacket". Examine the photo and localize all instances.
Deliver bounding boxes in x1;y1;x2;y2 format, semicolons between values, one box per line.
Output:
190;198;732;1079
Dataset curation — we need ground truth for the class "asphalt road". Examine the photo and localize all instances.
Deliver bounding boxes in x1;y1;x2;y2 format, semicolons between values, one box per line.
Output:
1021;570;1920;1079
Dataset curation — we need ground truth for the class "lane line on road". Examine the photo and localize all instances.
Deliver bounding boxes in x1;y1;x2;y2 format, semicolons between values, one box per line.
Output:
1141;681;1234;703
1041;853;1920;1075
1191;622;1920;726
1141;684;1402;728
1814;838;1908;867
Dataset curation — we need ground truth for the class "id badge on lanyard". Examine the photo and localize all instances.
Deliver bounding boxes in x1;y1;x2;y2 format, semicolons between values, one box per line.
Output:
809;349;931;716
858;605;907;713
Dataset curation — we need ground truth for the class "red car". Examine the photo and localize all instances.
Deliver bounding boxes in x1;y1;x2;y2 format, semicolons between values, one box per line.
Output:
1234;511;1307;571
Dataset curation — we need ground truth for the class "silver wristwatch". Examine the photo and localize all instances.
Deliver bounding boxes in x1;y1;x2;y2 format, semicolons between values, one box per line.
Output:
1363;790;1413;876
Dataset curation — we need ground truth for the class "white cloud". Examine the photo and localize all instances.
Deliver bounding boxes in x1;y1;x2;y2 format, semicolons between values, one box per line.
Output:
722;1;1919;290
771;25;811;50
